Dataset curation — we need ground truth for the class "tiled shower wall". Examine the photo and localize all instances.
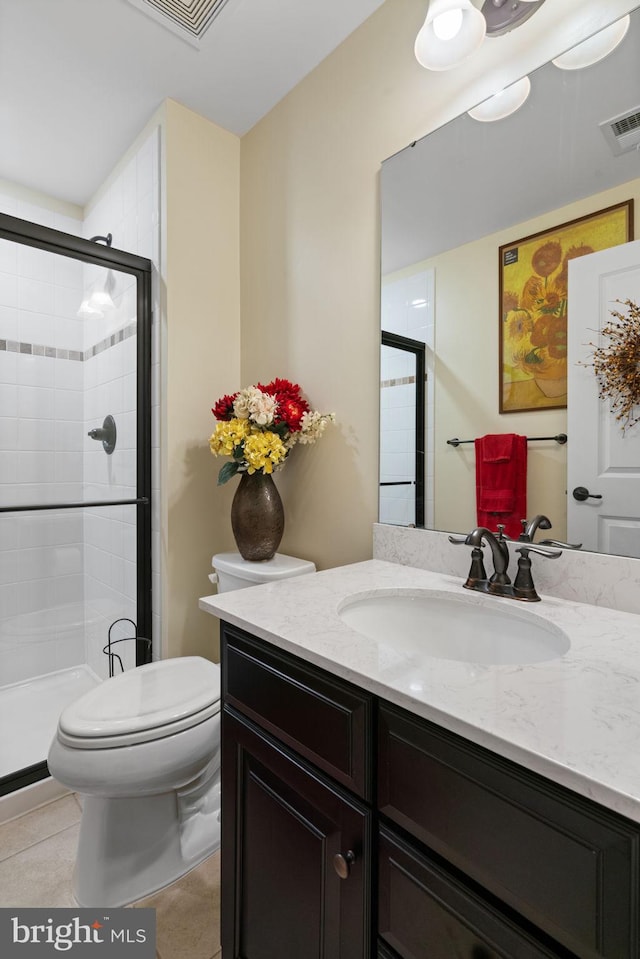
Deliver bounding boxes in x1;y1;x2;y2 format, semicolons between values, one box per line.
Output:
0;212;86;684
380;268;435;528
0;126;161;684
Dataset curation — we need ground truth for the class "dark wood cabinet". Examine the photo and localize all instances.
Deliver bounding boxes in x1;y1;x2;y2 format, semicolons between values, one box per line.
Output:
223;627;372;798
221;665;372;958
378;703;639;959
220;622;640;959
379;826;559;959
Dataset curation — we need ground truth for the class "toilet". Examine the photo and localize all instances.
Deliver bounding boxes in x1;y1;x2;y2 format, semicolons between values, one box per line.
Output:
47;551;315;907
209;550;316;591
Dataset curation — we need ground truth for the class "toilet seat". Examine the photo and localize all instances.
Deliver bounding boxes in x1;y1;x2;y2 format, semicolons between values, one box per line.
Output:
58;656;221;749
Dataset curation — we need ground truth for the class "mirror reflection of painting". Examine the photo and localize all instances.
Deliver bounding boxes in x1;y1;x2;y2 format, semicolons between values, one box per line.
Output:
500;200;633;413
380;6;640;557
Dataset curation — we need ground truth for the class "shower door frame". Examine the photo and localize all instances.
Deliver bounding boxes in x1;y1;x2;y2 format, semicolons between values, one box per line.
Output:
0;212;153;796
380;330;426;528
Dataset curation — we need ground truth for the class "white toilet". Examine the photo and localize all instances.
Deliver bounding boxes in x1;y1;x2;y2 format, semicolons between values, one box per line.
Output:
47;552;315;908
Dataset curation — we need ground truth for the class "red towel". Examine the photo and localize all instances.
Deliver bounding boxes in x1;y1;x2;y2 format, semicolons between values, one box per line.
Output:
475;434;527;539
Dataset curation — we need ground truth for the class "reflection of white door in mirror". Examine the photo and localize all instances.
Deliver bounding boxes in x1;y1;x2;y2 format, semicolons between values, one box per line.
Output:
568;240;640;557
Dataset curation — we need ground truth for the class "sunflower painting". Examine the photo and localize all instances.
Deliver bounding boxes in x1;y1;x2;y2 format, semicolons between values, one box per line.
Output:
499;200;633;413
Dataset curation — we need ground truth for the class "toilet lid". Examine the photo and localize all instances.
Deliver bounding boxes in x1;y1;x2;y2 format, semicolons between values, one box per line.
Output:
58;657;221;746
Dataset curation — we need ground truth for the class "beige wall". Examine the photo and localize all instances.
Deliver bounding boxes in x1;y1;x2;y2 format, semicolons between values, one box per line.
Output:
239;0;638;572
162;100;240;660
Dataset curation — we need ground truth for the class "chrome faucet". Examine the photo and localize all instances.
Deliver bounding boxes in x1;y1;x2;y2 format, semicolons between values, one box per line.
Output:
449;523;562;602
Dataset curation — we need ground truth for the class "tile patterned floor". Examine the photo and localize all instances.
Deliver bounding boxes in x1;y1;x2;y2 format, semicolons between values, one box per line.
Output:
0;794;221;958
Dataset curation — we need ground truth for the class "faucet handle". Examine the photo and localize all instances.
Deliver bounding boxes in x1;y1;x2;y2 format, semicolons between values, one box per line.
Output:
518;519;529;541
493;524;514;541
538;538;582;550
448;534;470;545
513;542;561;601
517;544;562;559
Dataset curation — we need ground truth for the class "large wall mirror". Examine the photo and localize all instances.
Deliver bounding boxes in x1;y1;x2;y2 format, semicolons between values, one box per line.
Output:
380;4;640;557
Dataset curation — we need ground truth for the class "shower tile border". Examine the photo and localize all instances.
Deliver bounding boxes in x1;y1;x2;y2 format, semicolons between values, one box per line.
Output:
381;374;417;389
0;321;137;363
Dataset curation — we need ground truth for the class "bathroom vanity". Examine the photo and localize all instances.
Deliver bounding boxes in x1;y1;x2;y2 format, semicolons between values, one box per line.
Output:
200;559;640;959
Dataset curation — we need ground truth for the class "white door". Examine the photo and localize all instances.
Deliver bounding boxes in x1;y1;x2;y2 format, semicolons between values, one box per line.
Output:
567;240;640;557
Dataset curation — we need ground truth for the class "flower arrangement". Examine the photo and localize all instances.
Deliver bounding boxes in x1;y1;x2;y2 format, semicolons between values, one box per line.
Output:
502;239;594;387
587;299;640;433
209;378;335;485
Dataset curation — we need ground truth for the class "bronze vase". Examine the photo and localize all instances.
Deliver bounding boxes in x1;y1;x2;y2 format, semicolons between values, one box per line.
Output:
230;472;285;561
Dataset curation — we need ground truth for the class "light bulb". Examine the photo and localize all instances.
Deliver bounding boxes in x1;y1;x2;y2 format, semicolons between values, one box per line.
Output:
433;9;463;41
415;0;486;71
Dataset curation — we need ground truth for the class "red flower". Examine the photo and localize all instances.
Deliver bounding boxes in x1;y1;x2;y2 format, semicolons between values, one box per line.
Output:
277;396;309;432
259;378;302;400
258;379;309;431
212;392;238;420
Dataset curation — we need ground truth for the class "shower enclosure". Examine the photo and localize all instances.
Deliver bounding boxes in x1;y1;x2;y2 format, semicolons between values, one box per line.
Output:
0;213;152;797
379;331;425;528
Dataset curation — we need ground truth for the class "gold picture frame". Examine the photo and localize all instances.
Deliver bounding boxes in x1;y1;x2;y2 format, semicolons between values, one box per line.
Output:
499;199;634;413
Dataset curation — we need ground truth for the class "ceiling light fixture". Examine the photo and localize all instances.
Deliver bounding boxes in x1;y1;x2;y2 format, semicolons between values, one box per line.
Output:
467;75;531;122
414;0;486;71
552;15;630;71
415;0;546;72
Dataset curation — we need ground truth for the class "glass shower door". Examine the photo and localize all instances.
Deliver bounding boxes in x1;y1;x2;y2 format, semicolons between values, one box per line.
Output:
379;331;426;527
0;214;152;794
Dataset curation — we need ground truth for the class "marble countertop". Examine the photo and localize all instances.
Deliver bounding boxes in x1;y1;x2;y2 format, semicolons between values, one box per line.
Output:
200;559;640;823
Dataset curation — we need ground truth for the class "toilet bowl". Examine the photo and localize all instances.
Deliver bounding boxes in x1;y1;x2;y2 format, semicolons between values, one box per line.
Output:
48;551;315;907
47;656;221;907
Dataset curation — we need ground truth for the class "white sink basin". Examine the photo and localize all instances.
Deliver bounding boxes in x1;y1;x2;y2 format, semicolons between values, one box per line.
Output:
338;589;570;665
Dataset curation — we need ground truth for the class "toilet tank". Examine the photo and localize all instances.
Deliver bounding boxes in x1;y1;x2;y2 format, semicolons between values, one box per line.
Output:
211;552;316;592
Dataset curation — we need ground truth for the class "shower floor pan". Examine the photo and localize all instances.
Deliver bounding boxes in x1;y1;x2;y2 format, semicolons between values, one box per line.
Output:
0;666;100;779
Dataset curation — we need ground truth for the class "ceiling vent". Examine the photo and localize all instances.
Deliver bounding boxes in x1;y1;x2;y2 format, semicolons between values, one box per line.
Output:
599;107;640;156
126;0;231;48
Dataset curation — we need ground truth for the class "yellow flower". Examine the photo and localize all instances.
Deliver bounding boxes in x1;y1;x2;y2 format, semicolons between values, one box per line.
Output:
243;430;288;474
209;418;250;456
505;309;533;345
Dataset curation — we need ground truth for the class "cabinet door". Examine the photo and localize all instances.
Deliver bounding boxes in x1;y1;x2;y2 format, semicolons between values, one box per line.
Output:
379;826;560;959
222;706;372;959
379;703;639;959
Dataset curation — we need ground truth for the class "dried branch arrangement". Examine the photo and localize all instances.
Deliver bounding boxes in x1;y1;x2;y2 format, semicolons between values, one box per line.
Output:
588;298;640;432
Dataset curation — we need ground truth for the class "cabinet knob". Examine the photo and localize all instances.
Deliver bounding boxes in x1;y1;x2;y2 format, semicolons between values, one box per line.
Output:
333;850;356;879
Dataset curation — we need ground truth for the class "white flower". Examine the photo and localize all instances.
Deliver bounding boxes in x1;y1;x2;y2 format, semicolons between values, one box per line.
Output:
234;386;277;426
232;388;252;419
296;411;336;444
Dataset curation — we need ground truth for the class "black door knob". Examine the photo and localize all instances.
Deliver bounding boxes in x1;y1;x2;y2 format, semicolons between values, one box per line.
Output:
572;486;603;502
